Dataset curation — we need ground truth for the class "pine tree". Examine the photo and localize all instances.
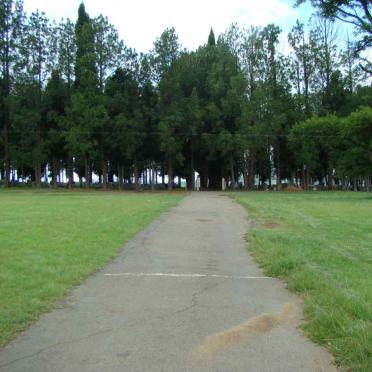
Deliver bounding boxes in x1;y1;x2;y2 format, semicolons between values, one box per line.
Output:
22;10;53;186
43;69;67;187
0;0;25;186
93;15;124;93
152;27;181;83
56;18;76;187
105;68;143;190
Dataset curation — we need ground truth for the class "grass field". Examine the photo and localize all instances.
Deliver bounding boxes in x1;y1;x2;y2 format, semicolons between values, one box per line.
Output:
231;192;372;371
0;189;183;346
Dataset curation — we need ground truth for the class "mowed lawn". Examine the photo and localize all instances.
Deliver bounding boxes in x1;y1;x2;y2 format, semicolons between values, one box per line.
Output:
231;192;372;371
0;190;183;346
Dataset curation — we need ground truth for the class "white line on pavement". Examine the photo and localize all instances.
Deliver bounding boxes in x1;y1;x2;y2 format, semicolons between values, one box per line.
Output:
103;273;272;279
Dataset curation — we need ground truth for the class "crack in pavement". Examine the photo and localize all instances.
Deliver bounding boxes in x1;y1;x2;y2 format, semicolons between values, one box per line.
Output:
0;193;337;372
161;281;221;320
1;281;221;369
0;328;113;369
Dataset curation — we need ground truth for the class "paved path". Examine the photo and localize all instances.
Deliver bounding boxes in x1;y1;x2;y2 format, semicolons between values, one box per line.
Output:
0;193;336;372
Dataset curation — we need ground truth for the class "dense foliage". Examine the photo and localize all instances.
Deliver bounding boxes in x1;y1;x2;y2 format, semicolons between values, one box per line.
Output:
1;1;371;190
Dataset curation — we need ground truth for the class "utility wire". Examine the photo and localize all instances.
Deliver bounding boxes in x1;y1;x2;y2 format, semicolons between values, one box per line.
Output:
5;130;350;138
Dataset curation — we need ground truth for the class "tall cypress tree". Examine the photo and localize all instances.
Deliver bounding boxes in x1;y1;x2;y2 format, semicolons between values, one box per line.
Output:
74;2;97;91
208;28;216;46
65;2;102;188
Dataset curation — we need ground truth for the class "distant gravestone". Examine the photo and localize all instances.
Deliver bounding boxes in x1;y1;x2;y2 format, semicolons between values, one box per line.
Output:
222;178;226;191
195;176;201;191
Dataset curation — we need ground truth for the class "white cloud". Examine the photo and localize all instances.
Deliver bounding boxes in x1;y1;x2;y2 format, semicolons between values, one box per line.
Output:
24;0;299;52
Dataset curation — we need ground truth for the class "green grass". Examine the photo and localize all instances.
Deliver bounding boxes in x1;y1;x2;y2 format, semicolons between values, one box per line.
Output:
0;189;183;346
230;191;372;371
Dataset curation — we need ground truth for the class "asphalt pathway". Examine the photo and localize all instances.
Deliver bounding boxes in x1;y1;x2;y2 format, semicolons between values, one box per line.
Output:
0;192;336;372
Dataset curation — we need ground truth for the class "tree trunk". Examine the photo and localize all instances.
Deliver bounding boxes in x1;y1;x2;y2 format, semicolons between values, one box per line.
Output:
353;176;358;192
327;170;333;191
52;157;58;188
68;156;74;189
364;176;371;192
243;170;249;190
102;159;107;190
276;165;281;190
268;144;272;189
34;160;41;188
249;158;255;189
118;164;124;190
275;142;282;191
134;156;139;191
151;164;156;190
45;165;49;185
306;166;310;190
304;58;310;116
108;169;114;183
3;124;10;187
3;49;11;188
148;167;151;187
190;145;195;191
302;165;306;190
230;156;236;190
85;157;90;189
248;173;253;189
168;158;173;191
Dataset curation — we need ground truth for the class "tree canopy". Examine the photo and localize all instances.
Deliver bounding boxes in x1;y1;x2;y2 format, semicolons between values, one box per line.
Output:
0;1;371;191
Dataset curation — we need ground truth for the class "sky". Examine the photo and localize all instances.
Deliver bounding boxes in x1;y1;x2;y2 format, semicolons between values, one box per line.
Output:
23;0;315;53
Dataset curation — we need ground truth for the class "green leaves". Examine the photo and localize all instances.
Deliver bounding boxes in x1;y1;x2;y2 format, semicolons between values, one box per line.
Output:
290;107;372;182
297;0;372;73
152;27;181;82
105;67;143;165
338;106;372;176
1;2;371;191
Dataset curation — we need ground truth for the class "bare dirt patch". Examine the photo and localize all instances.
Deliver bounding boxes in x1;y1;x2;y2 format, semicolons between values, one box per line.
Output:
283;185;304;192
261;220;281;229
198;303;295;355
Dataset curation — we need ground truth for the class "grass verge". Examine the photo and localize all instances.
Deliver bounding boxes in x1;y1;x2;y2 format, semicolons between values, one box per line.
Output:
0;189;183;346
230;192;371;372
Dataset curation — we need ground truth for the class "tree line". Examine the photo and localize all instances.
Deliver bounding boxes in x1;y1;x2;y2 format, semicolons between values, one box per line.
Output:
1;0;371;190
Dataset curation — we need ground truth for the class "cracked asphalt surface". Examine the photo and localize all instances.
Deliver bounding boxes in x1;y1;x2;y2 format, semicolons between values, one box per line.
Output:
0;192;336;372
